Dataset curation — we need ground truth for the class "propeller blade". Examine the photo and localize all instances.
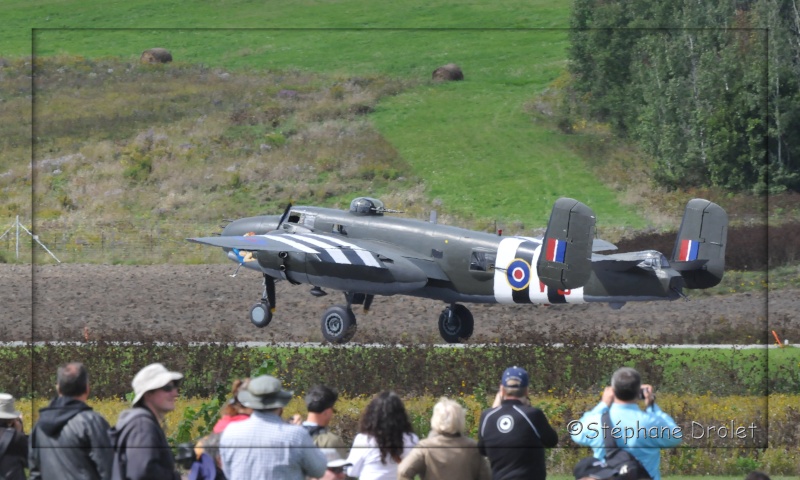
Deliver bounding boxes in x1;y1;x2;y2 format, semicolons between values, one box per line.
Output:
276;202;293;230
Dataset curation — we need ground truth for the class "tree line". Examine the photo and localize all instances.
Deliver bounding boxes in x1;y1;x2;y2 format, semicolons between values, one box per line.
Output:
563;0;799;193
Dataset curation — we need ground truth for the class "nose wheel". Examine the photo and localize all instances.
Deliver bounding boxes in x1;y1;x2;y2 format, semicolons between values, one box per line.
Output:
250;301;273;328
249;274;276;328
438;304;474;343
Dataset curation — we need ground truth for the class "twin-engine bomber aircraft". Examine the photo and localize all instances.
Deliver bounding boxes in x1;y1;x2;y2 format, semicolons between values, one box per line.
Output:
188;197;727;344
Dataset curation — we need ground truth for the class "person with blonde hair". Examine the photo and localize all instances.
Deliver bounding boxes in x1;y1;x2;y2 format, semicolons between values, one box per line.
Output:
398;397;490;480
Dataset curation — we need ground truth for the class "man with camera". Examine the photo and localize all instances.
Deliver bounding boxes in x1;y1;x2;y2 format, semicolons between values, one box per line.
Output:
570;367;681;480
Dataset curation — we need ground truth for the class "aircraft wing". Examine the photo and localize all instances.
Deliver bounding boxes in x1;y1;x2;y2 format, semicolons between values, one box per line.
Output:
332;237;451;281
188;233;432;274
187;235;313;254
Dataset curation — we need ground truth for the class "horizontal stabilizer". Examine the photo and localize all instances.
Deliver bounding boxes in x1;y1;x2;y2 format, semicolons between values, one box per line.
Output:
592;258;647;272
670;259;708;272
536;198;596;290
592;238;617;252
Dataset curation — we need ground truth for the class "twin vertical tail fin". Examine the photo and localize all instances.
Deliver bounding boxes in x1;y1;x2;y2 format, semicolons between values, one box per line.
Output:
671;199;728;289
536;198;596;291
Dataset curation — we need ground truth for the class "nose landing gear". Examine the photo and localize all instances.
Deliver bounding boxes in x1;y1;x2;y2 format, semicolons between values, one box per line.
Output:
249;274;276;328
250;301;273;327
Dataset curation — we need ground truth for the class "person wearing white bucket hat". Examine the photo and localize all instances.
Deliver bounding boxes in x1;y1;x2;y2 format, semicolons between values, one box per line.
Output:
109;363;183;480
220;374;327;480
0;392;27;480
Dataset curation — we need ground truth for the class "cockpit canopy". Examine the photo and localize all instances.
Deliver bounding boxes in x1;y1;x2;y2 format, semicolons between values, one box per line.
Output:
349;197;385;216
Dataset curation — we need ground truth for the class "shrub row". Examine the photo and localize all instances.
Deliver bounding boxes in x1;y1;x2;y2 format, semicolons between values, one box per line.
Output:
1;342;794;401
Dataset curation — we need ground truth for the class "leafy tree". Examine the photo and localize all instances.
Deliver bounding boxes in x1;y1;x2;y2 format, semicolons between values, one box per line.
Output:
564;0;799;193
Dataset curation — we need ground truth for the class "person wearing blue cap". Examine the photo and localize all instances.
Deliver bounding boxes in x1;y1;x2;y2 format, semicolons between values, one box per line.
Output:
477;366;558;480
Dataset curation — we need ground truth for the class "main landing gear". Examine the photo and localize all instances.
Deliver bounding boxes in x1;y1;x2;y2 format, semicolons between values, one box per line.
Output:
438;303;474;343
247;275;474;344
320;292;373;344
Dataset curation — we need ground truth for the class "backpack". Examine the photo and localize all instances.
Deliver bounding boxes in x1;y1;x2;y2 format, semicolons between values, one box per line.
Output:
573;411;651;480
108;408;151;480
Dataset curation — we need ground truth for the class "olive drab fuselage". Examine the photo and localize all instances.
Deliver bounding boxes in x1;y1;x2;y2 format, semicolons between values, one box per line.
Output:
188;197;727;343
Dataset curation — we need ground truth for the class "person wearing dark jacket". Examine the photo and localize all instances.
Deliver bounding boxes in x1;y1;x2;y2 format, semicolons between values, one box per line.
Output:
109;363;183;480
478;366;558;480
29;362;113;480
0;393;28;480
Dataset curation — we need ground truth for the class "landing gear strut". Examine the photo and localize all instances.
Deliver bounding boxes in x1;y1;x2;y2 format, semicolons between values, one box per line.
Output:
250;274;276;328
438;303;474;343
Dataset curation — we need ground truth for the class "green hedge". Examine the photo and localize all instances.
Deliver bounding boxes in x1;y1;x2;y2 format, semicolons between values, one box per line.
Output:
1;343;794;399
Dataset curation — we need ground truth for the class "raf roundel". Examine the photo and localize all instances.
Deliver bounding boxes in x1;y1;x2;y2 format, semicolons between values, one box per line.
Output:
506;258;531;291
497;414;514;433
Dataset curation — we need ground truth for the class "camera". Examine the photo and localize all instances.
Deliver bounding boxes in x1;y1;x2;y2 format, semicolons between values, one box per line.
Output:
638;388;646;400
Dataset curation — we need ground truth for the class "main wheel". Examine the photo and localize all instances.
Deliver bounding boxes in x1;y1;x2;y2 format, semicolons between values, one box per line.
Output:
321;305;357;344
438;304;474;343
250;302;272;328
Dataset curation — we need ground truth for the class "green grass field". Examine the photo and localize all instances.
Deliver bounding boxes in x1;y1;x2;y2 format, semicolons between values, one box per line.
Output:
2;0;652;233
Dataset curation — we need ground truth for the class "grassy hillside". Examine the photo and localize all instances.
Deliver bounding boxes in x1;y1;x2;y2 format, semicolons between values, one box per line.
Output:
3;1;656;234
1;0;783;264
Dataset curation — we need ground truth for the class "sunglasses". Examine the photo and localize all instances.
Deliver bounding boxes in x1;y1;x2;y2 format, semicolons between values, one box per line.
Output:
159;381;180;393
328;467;345;475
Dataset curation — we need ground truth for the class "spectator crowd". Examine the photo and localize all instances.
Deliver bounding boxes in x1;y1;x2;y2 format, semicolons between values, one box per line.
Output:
0;362;773;480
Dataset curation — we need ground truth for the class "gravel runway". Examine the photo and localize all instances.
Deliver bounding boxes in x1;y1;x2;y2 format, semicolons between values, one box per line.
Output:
1;264;796;345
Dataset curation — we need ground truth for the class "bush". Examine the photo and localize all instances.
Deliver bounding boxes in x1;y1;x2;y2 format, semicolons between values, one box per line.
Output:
3;341;792;401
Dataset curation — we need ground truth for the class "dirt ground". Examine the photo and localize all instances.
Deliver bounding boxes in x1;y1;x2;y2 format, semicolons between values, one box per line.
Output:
1;263;797;344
